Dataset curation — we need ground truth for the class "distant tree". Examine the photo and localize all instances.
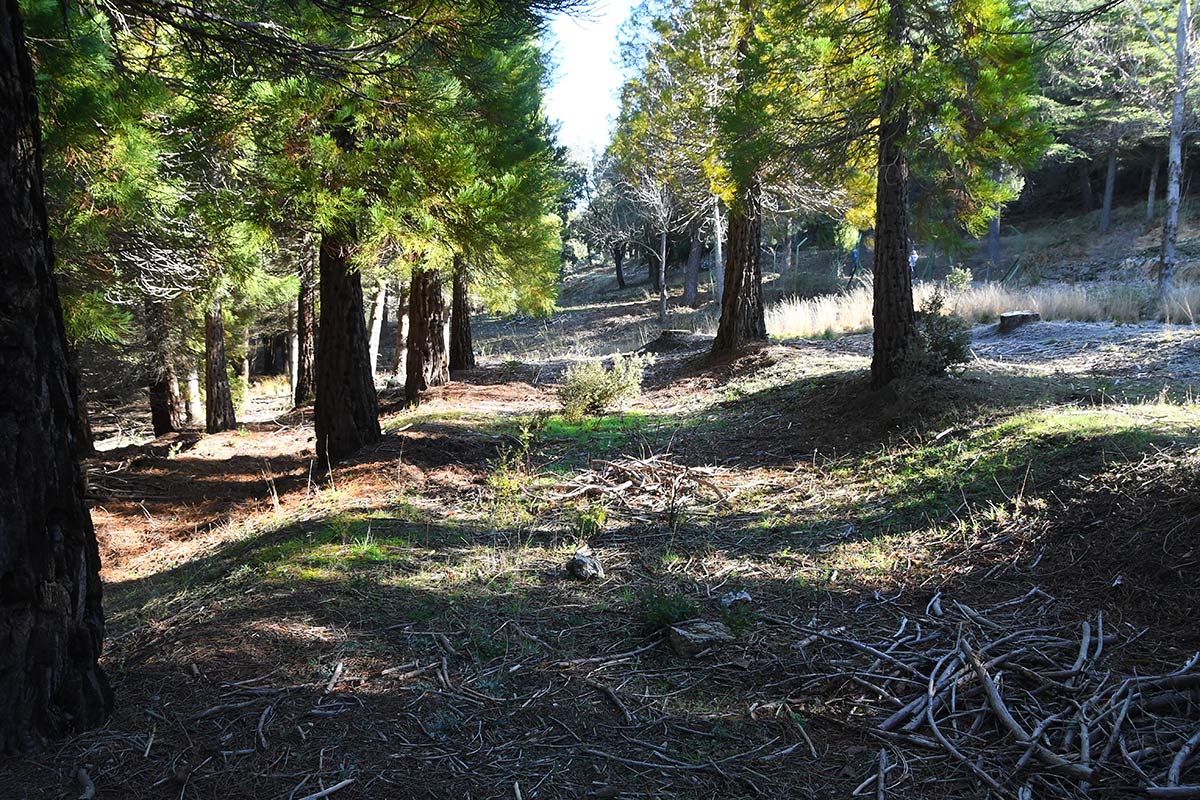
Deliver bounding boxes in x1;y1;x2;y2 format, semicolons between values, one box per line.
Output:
1038;0;1172;233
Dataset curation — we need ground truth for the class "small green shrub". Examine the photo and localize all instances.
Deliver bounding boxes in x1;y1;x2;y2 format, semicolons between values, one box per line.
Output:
571;502;607;538
946;265;974;291
898;287;972;378
557;354;652;421
640;592;698;631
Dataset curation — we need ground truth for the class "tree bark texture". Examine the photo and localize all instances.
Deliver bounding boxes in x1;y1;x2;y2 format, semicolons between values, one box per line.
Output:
1079;160;1095;213
987;213;1001;267
449;259;475;372
239;327;251;409
367;278;387;376
657;230;669;323
405;268;449;403
1161;0;1189;295
712;182;767;353
869;0;918;388
392;280;407;375
145;299;183;436
987;168;1001;267
712;201;725;303
0;0;112;752
613;243;626;289
683;233;703;308
314;234;380;465
204;300;237;433
1148;151;1160;222
185;368;202;425
1100;145;1117;235
67;342;94;456
294;241;316;407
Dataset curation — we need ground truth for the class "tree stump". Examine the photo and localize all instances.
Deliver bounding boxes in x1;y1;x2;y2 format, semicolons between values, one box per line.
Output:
998;310;1040;334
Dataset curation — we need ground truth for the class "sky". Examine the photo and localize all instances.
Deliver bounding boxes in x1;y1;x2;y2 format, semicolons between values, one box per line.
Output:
542;0;638;162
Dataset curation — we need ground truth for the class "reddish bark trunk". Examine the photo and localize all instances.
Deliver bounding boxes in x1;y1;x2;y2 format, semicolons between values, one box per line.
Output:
405;268;449;403
712;182;767;353
869;0;918;388
313;233;380;464
204;300;237;433
294;241;316;407
449;259;475;372
0;0;112;751
146;299;183;436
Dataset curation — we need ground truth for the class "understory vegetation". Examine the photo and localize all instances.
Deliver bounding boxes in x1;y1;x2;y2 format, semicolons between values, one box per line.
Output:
761;280;1200;340
19;337;1197;798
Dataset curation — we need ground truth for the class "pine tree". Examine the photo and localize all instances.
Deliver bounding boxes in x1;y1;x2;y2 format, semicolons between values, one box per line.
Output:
0;0;112;751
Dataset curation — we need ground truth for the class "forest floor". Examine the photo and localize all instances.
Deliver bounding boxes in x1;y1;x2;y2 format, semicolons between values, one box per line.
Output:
7;262;1200;798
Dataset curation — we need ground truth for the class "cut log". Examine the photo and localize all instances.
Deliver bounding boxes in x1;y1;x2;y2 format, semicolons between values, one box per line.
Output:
998;310;1040;334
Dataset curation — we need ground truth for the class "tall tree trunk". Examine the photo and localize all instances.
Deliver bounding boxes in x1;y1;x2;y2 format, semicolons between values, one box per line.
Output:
0;0;112;751
1100;145;1118;234
185;368;202;425
613;243;626;289
712;201;725;302
314;233;380;465
987;168;1001;267
657;230;669;323
204;301;237;433
1078;160;1095;213
683;233;703;308
1162;0;1189;296
405;268;449;403
293;241;316;407
392;279;407;375
367;277;387;377
67;342;95;456
869;0;918;388
988;213;1001;267
240;326;251;410
712;182;767;353
449;258;475;372
145;299;183;436
1148;151;1161;222
712;6;764;355
288;301;298;396
784;217;795;274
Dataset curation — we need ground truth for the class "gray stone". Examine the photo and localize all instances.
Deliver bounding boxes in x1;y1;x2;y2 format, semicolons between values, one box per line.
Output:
565;549;605;581
719;590;752;611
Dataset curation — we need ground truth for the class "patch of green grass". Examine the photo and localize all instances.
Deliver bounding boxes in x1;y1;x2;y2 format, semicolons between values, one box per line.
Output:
539;411;650;447
640;591;698;630
839;401;1200;528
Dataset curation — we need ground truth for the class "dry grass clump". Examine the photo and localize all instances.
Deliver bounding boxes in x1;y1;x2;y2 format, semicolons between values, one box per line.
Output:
763;280;1200;339
765;286;876;339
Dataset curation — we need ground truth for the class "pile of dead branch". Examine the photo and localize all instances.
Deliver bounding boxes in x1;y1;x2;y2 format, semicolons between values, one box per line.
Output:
788;589;1200;798
540;454;727;517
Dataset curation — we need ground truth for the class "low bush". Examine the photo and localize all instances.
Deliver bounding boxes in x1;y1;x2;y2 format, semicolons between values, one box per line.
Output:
556;353;652;421
897;288;972;377
946;265;974;291
640;592;698;630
